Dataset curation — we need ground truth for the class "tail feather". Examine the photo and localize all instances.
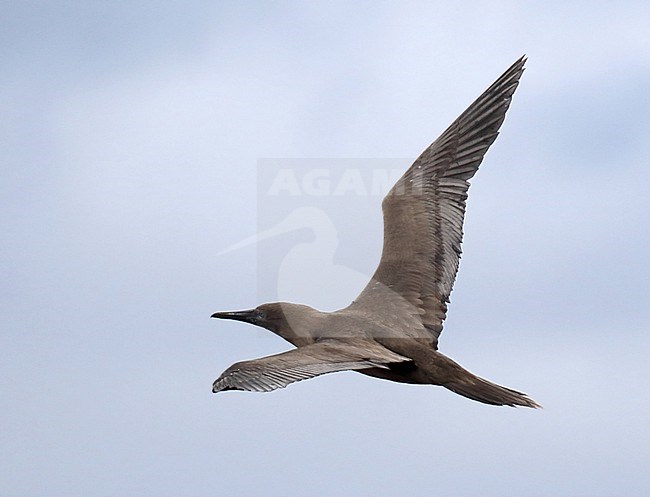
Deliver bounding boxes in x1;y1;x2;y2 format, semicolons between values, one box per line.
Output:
445;375;541;408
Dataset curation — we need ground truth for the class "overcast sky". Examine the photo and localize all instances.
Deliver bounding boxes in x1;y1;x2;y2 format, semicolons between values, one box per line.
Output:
2;2;650;496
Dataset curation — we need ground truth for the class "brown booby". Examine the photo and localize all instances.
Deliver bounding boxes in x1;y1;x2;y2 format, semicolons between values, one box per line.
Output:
212;56;540;408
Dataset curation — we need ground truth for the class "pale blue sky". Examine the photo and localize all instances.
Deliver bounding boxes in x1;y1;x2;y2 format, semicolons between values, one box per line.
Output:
2;2;650;496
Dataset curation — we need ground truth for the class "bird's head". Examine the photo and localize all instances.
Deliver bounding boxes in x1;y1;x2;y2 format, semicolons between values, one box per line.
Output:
211;303;287;332
211;302;321;344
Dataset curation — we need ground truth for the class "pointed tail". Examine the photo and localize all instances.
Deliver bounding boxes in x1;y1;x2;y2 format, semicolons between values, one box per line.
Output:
445;373;541;408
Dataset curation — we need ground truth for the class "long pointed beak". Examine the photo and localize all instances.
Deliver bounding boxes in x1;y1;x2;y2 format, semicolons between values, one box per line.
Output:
211;309;257;323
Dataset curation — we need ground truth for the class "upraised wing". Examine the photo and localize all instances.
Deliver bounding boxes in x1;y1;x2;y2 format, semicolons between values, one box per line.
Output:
350;57;526;349
212;339;412;393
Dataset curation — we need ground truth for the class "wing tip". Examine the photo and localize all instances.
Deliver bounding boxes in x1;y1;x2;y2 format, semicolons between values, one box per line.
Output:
212;381;235;393
511;54;527;79
513;54;527;68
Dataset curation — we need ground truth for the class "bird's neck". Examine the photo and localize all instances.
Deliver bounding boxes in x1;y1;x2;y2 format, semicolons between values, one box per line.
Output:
273;308;327;347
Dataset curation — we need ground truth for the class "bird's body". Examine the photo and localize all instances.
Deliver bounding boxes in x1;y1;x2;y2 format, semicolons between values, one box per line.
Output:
212;56;540;408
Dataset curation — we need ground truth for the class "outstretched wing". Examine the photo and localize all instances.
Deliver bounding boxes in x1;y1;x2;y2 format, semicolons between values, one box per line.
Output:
212;339;412;393
351;57;526;349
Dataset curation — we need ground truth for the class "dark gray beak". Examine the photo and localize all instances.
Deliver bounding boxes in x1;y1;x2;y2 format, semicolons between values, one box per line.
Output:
211;309;257;323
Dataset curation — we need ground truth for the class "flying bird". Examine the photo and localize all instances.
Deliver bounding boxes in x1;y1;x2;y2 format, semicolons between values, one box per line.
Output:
212;56;540;408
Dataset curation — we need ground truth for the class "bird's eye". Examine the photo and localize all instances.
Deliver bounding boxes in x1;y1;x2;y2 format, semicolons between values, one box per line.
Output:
256;310;266;320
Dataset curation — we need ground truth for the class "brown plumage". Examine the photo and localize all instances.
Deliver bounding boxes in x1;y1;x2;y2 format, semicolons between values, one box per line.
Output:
212;56;540;408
